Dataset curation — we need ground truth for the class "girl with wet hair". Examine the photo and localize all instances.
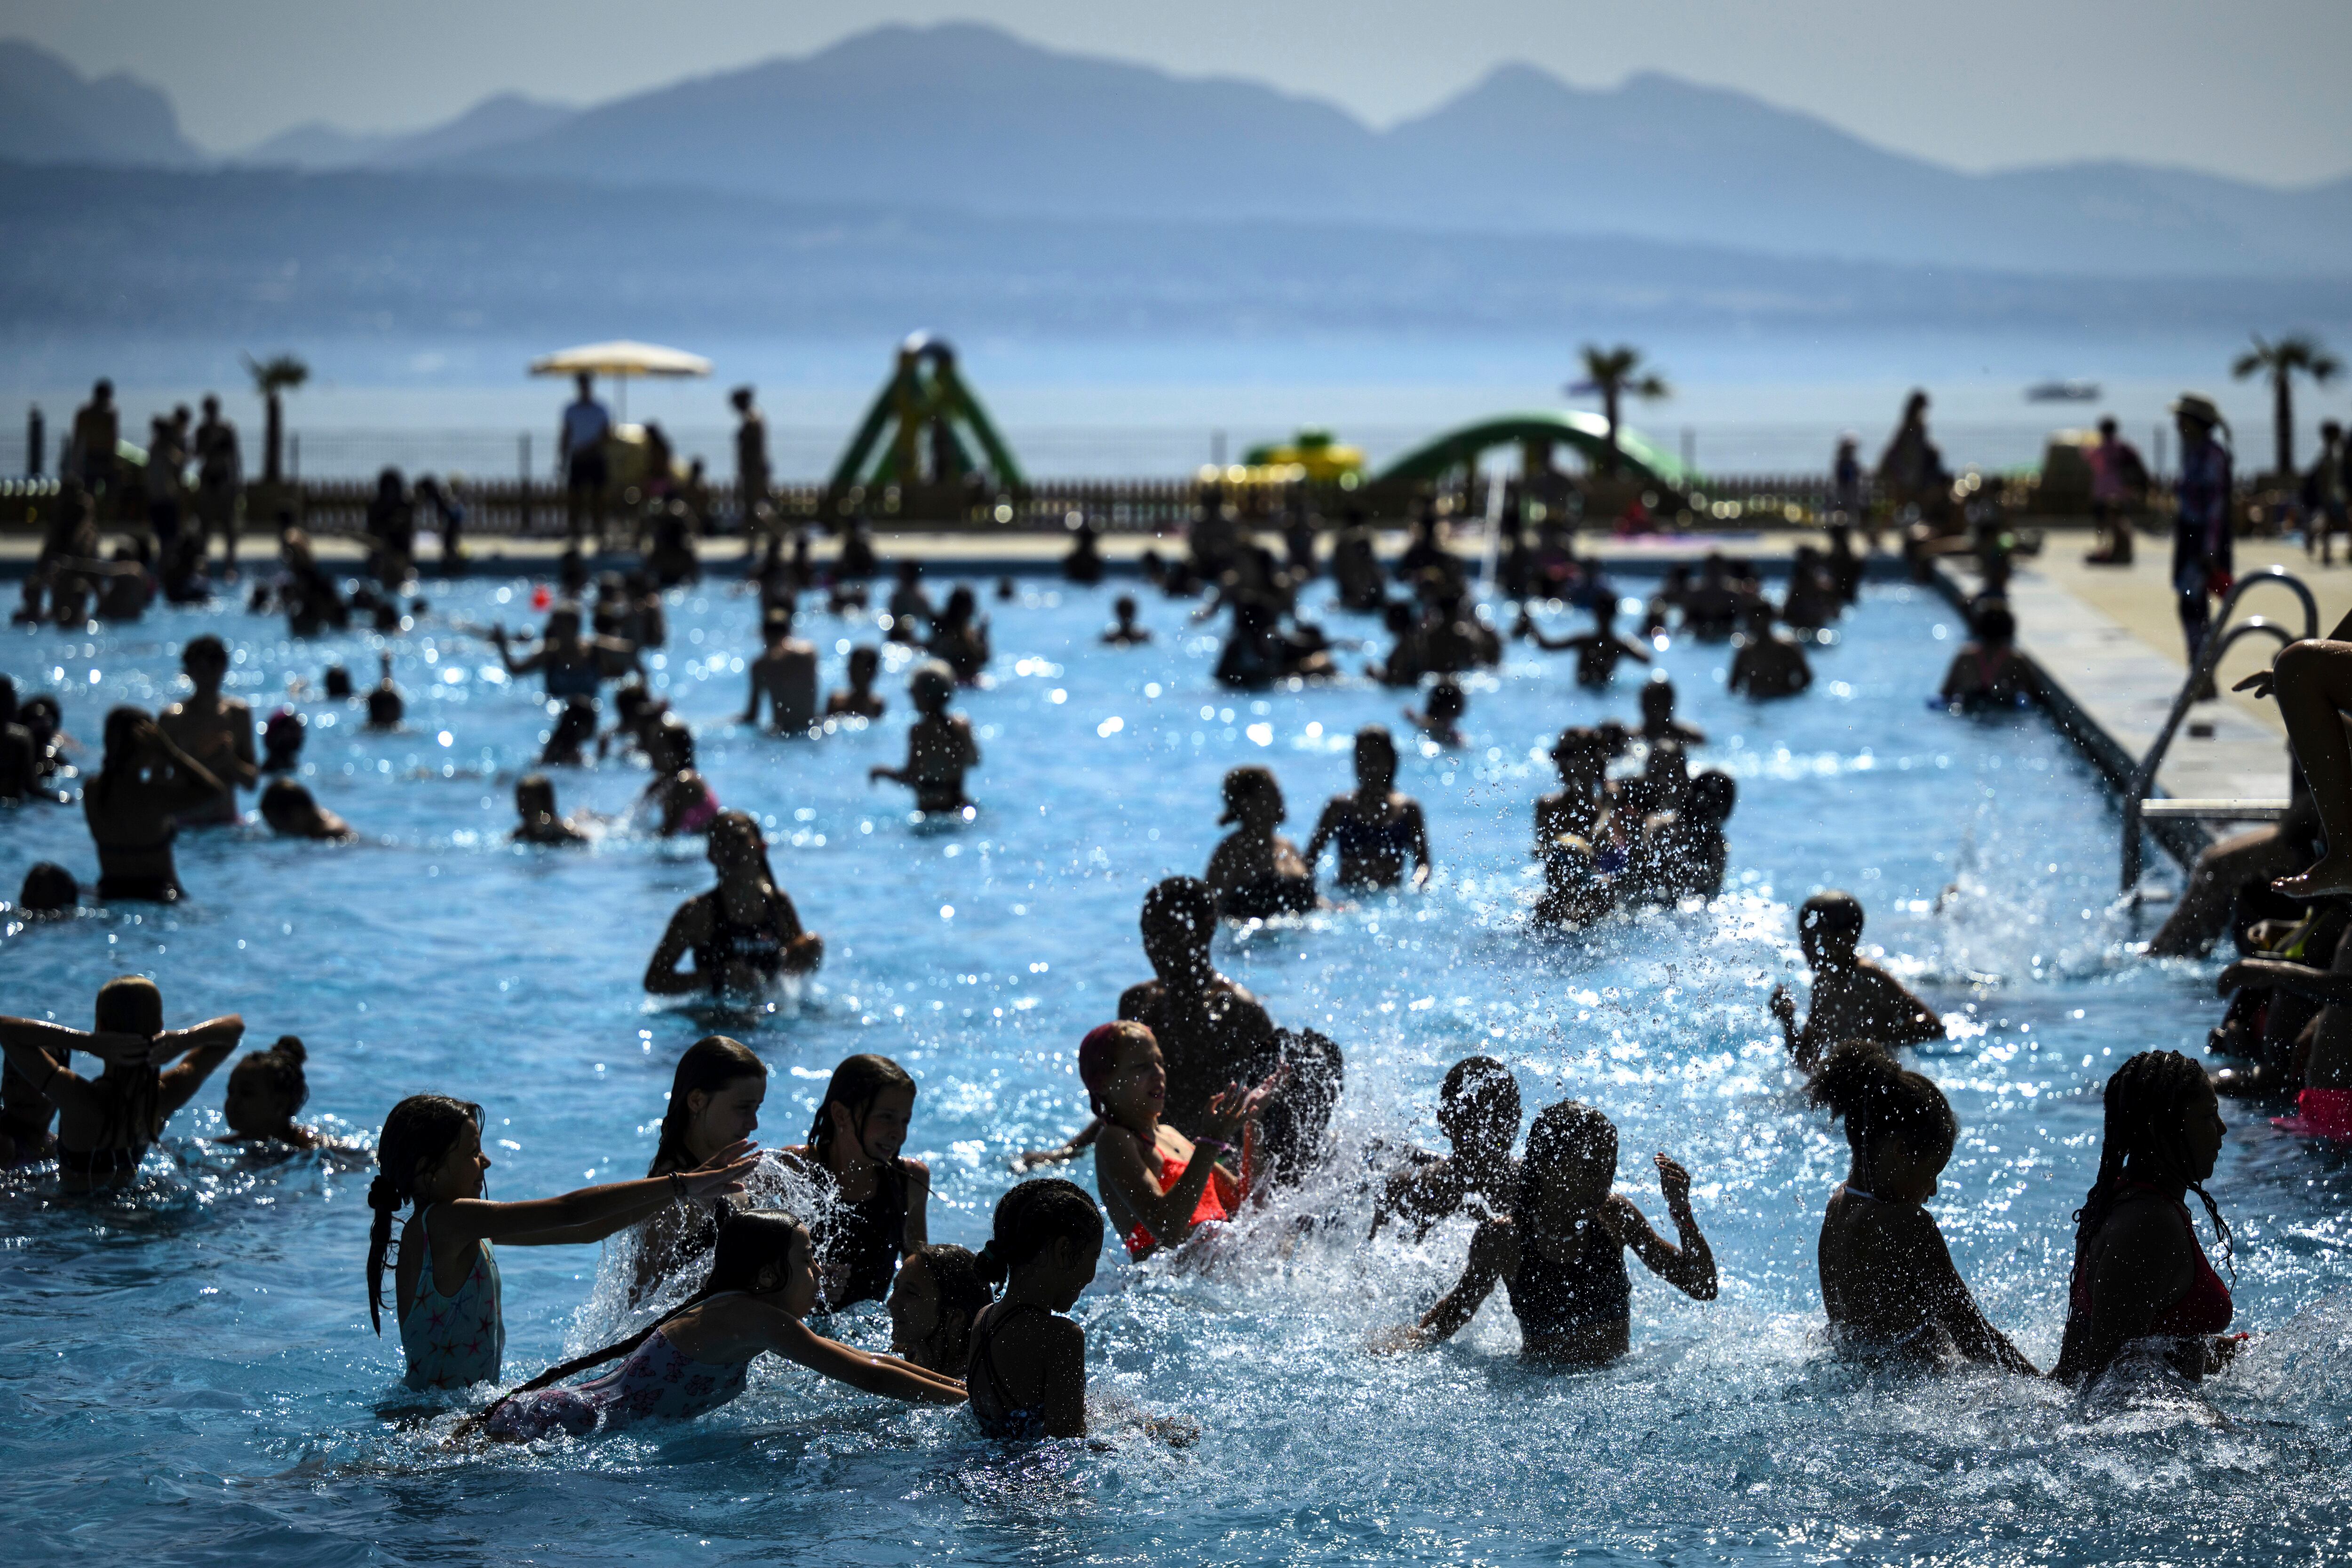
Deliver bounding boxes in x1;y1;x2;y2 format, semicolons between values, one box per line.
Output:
365;1093;757;1389
462;1210;964;1441
221;1035;322;1148
644;811;822;995
780;1054;930;1311
633;1036;769;1301
1384;1100;1716;1368
1303;725;1430;890
83;704;226;901
888;1243;993;1374
2051;1051;2241;1386
1809;1041;2036;1372
1081;1020;1278;1262
0;977;243;1189
1203;766;1319;920
965;1178;1108;1440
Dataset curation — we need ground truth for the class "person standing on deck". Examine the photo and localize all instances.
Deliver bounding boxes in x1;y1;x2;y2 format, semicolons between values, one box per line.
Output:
2170;393;2234;697
559;372;612;552
193;396;242;576
733;386;771;559
68;380;119;500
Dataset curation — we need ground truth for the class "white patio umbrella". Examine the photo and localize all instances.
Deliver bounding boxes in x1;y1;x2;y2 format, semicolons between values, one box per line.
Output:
528;340;712;422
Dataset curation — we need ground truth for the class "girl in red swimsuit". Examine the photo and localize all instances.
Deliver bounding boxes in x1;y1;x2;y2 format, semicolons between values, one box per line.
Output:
2052;1050;2243;1385
1079;1021;1279;1263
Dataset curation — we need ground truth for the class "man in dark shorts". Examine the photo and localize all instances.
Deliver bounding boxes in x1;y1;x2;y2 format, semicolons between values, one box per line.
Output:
732;385;771;558
559;372;612;550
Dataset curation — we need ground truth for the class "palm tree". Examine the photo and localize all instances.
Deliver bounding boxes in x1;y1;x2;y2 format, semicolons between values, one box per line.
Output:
242;352;310;484
1569;344;1670;477
2231;333;2339;480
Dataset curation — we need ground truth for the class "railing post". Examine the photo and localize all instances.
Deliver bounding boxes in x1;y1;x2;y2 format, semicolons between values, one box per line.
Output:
519;432;532;535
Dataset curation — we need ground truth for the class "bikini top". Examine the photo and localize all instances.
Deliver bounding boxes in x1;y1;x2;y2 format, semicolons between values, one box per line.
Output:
2066;1180;2234;1342
1122;1149;1240;1260
400;1202;506;1389
691;891;787;984
811;1159;909;1312
966;1300;1051;1441
1505;1215;1631;1345
1334;805;1415;860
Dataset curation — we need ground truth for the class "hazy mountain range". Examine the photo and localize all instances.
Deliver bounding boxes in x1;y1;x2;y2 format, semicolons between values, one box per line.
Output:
6;24;2349;280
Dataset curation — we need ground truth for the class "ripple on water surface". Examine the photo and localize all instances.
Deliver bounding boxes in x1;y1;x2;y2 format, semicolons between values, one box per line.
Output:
1;574;2347;1565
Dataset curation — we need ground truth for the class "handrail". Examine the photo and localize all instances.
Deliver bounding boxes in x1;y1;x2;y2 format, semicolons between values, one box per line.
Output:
2119;566;2318;891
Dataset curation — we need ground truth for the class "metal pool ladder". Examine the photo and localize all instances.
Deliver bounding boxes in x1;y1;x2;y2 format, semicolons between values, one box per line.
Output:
2119;566;2318;891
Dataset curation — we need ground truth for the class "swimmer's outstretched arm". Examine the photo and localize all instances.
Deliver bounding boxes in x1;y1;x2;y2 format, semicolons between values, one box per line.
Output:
2218;957;2352;1004
442;1140;759;1250
1605;1155;1716;1301
487;629;543;676
752;1308;967;1404
1014;1116;1100;1172
644;901;714;994
1390;1218;1512;1349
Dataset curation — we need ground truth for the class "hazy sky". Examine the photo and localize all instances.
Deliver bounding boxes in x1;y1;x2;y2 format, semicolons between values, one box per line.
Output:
8;0;2351;185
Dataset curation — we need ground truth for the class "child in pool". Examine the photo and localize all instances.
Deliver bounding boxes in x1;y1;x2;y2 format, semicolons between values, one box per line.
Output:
1370;1055;1522;1242
156;634;257;826
1534;727;1610;850
220;1035;326;1149
868;661;979;815
967;1178;1190;1443
260;708;304;774
889;1243;993;1374
1771;892;1944;1071
1203;765;1320;920
824;645;887;720
1081;1021;1278;1262
365;653;404;730
1939;602;2027;711
644;811;822;993
780;1054;931;1311
745;604;819;732
260;777;356;841
1102;595;1152;645
1627;769;1736;902
1637;678;1705;746
1406;678;1467;747
366;1093;758;1389
1728;604;1814;698
464;1210;965;1441
512;774;588;845
1515;596;1651;689
1384;1101;1716;1367
0;978;244;1189
1530;836;1615;930
1810;1041;2036;1372
1303;725;1431;890
539;696;597;767
634;1036;768;1302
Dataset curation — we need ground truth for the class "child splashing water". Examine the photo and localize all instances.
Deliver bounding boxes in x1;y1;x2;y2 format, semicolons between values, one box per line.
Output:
462;1210;965;1441
366;1094;758;1389
1383;1101;1716;1367
1080;1021;1279;1262
869;661;979;816
1809;1041;2036;1372
1370;1055;1522;1242
634;1036;769;1303
965;1178;1191;1443
781;1055;931;1311
0;978;244;1188
1771;892;1944;1072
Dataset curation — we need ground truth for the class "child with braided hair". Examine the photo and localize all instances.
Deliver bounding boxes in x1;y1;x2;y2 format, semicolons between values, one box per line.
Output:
1810;1041;2035;1372
461;1210;964;1442
2051;1051;2241;1387
365;1094;759;1389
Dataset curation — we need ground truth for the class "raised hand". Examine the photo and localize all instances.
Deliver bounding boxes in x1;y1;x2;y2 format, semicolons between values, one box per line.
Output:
680;1138;761;1198
1655;1153;1694;1216
1769;986;1797;1026
2231;668;2275;701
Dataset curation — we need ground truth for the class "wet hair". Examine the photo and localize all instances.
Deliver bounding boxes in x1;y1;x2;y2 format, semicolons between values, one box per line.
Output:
2069;1050;2232;1278
1972;604;2017;645
650;1035;767;1175
1426;679;1466;722
95;976;164;1036
229;1035;310;1117
847;645;880;680
464;1210;807;1435
1440;1055;1521;1131
1685;770;1737;826
366;683;403;728
324;665;353;699
1355;724;1398;772
906;1242;991;1361
974;1178;1104;1290
183;634;227;669
1140;875;1216;951
262;707;304;763
20;861;78;914
1639;679;1677;717
908;659;955;711
1219;765;1284;825
1799;891;1865;943
805;1053;916;1169
365;1094;484;1334
1077;1021;1153;1114
1248;1027;1344;1185
1807;1040;1955;1165
1114;595;1137;618
1517;1101;1616;1218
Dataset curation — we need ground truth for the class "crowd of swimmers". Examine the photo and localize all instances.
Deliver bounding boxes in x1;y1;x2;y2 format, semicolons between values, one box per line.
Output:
0;474;2314;1450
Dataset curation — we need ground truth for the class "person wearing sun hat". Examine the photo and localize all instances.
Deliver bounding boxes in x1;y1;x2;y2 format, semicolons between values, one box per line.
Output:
2170;392;2235;690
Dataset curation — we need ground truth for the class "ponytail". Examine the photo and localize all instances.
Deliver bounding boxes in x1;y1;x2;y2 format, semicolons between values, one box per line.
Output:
2070;1049;2233;1279
366;1095;483;1336
974;1178;1103;1293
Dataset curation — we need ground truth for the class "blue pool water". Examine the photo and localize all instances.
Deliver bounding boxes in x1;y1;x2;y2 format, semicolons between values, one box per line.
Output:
1;569;2347;1567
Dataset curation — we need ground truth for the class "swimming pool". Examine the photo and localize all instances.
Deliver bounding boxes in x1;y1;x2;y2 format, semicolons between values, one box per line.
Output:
2;566;2346;1567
